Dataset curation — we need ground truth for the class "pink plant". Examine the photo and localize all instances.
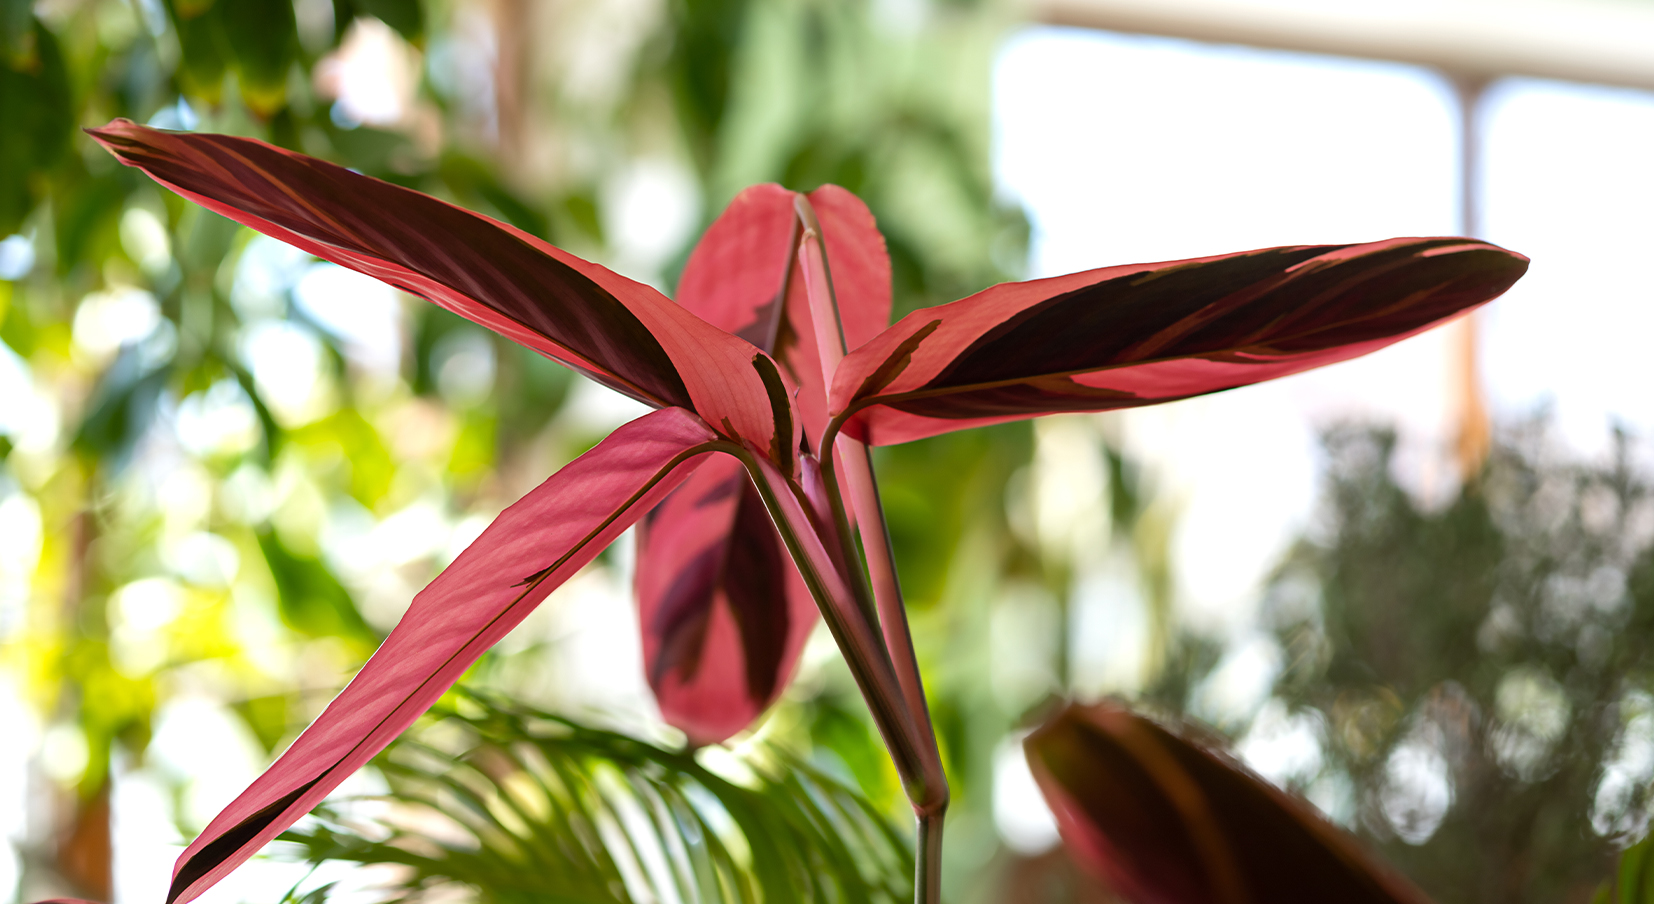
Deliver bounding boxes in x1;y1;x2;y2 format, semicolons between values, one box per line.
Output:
77;119;1526;904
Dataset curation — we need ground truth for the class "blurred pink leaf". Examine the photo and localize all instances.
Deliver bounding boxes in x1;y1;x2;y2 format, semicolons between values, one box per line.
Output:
1026;702;1433;904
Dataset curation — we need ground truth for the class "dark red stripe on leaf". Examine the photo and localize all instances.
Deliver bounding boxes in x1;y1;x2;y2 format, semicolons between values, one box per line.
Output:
167;777;321;904
753;352;795;476
931;246;1328;389
832;238;1527;446
1026;703;1432;904
722;474;795;704
90;120;794;459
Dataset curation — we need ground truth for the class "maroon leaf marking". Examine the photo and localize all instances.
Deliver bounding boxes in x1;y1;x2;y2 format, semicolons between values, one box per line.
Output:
634;185;894;742
636;457;814;745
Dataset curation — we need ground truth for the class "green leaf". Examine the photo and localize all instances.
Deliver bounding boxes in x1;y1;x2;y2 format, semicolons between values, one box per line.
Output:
1621;833;1654;904
167;0;231;104
279;690;914;904
73;354;172;466
256;528;377;649
0;18;72;235
353;0;424;45
220;0;297;114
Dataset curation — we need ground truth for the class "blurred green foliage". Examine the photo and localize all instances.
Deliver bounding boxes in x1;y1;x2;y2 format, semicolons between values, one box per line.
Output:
1596;830;1654;904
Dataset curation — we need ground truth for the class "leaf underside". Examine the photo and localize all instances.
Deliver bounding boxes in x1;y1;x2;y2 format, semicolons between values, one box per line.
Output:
635;183;891;744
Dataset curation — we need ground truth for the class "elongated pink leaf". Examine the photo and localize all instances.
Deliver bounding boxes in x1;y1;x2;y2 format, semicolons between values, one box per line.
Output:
633;185;892;741
831;239;1528;446
162;408;724;904
87;120;794;465
635;456;817;745
1025;702;1432;904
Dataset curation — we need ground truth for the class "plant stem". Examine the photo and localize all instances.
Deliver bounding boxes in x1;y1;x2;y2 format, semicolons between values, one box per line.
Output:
736;448;935;799
790;195;950;902
917;809;945;904
840;438;937;760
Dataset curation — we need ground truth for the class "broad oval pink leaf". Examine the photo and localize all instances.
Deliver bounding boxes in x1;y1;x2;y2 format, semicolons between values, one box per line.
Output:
1025;702;1432;904
635;456;817;745
676;183;891;356
830;238;1528;446
86;120;794;466
676;183;799;343
162;407;724;904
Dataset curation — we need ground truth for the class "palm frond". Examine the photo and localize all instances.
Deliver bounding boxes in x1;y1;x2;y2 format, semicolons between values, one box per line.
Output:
278;689;913;904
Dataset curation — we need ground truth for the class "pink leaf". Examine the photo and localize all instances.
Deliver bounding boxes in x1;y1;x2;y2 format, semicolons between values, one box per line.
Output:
162;408;723;904
86;120;793;466
831;238;1528;446
676;183;799;344
1025;702;1432;904
635;456;817;745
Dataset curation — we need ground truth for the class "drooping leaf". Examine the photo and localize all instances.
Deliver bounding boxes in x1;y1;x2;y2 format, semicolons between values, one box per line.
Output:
162;407;726;904
280;691;914;904
636;456;816;746
86;121;794;462
1025;701;1432;904
832;239;1528;446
